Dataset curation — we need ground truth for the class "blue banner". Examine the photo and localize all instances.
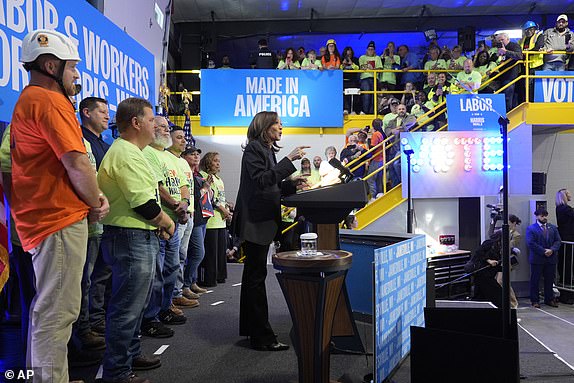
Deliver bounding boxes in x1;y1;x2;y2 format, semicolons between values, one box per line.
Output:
446;94;506;131
200;69;343;127
0;0;156;123
374;235;426;383
534;71;574;102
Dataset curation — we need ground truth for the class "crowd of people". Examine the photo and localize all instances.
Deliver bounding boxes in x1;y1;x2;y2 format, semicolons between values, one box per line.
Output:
2;14;574;383
1;29;273;383
193;15;573;116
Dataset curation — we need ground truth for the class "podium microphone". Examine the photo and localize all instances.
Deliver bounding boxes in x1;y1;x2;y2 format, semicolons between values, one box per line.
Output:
329;158;354;183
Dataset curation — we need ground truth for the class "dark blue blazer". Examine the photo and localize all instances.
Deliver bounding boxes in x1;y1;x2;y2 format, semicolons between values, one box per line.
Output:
526;222;561;264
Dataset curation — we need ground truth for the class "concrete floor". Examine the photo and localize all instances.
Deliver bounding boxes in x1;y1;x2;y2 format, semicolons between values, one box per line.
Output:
517;298;574;370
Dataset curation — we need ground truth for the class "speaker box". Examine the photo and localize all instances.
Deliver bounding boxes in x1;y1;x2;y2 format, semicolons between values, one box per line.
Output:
532;172;547;195
457;27;476;52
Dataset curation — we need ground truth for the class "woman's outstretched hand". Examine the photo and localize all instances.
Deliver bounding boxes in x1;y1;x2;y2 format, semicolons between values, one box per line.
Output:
287;146;311;161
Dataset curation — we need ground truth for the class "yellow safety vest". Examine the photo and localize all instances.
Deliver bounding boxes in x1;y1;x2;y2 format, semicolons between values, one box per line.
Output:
520;31;544;69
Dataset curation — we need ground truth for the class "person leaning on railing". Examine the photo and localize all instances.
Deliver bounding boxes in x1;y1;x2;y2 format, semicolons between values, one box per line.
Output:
542;14;573;71
518;20;544;103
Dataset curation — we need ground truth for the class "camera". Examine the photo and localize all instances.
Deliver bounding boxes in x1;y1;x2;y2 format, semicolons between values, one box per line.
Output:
487;204;502;221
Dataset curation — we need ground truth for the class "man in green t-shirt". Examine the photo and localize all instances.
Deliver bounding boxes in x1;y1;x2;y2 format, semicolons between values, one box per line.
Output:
141;116;196;338
167;126;200;301
97;98;175;382
456;59;483;93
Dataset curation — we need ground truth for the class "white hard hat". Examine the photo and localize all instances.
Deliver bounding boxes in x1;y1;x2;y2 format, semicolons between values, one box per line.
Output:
20;29;81;63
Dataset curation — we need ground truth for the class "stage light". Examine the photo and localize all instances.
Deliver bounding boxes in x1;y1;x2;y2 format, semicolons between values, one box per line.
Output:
413;165;421;173
464;164;472;172
401;138;409;145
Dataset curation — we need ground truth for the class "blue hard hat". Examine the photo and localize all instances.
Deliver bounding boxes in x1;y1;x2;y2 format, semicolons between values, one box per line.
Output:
522;21;537;30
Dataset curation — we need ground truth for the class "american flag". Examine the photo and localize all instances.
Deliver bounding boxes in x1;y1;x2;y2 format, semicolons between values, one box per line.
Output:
183;110;195;148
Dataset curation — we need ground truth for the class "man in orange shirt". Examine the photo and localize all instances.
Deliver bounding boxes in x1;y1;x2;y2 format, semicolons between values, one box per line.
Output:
10;29;109;383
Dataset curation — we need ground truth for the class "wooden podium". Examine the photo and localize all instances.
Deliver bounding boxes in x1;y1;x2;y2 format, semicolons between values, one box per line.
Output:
273;250;353;383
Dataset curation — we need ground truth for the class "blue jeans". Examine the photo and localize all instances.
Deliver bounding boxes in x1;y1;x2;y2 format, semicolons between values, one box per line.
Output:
183;224;206;287
74;235;101;338
501;81;516;112
101;226;158;382
543;61;566;71
360;77;374;114
89;247;112;330
367;160;384;196
174;219;193;298
144;223;180;320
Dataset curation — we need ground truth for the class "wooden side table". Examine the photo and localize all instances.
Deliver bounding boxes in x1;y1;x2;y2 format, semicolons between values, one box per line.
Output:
273;250;352;383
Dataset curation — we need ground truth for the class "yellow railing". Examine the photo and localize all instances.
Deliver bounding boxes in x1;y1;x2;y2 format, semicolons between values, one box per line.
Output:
169;52;573;234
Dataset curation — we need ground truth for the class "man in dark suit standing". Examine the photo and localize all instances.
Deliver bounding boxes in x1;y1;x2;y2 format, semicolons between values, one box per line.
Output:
234;111;308;351
526;209;562;308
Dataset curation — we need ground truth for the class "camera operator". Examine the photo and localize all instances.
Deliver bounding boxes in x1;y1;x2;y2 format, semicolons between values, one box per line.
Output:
471;231;503;308
340;134;368;179
543;14;573;71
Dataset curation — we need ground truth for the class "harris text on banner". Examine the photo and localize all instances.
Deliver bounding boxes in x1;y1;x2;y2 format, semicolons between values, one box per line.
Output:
446;94;506;131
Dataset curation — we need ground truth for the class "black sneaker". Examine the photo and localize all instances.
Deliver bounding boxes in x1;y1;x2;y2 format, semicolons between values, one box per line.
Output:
158;309;187;325
140;321;174;338
132;354;161;371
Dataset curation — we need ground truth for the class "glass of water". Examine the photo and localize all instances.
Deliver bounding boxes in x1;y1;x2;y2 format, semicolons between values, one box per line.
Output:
300;233;318;257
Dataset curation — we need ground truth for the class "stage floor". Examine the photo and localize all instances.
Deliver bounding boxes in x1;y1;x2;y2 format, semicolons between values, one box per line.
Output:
2;264;574;382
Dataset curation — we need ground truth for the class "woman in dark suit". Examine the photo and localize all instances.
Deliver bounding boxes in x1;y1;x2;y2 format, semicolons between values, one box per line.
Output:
234;111;308;351
556;188;574;302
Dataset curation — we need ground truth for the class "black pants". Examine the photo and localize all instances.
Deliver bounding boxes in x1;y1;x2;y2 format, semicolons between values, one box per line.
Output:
239;241;276;347
200;228;227;286
474;273;502;308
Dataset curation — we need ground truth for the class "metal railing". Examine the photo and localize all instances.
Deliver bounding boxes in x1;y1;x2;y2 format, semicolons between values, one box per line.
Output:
167;52;574;234
558;241;574;292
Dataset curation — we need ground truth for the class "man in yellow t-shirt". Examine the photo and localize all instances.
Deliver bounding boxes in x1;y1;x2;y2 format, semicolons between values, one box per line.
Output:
141;116;195;337
167;126;200;301
97;98;175;382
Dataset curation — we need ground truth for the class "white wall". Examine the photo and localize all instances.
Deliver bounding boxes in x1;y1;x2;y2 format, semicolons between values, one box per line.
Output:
104;0;170;106
194;133;347;203
532;126;574;223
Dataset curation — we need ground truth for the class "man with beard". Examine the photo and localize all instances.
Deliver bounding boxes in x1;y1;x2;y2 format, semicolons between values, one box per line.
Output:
310;155;322;186
456;59;483;92
141;116;194;339
10;29;109;383
543;14;573;71
527;209;562;308
386;104;417;188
